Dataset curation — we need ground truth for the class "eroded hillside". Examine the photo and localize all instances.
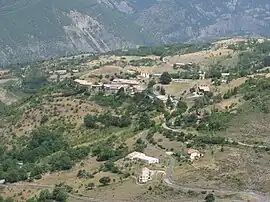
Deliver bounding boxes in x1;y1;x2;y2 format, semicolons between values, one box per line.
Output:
1;0;270;65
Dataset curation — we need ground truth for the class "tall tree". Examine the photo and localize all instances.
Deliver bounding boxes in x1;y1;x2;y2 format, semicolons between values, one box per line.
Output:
159;72;172;84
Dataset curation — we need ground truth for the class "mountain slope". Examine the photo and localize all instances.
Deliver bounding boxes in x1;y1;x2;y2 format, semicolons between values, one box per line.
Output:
0;0;153;64
136;0;270;42
1;0;270;65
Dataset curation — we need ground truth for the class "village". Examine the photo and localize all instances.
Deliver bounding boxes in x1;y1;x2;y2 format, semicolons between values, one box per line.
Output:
6;54;219;187
1;43;261;190
45;62;231;102
35;48;246;184
1;38;270;202
40;56;230;185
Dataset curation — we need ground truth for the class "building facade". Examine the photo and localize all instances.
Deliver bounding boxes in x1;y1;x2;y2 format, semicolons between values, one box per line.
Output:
139;167;154;183
127;152;159;164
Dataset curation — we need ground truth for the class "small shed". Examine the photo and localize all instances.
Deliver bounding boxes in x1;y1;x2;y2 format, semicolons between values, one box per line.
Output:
0;179;6;184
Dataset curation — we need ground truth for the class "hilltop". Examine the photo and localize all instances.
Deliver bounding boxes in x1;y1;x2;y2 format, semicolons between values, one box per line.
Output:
1;0;270;64
0;38;270;202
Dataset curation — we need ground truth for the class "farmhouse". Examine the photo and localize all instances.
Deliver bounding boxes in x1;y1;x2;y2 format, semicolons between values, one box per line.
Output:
127;152;159;164
220;72;230;83
75;78;145;94
104;84;129;94
152;73;162;78
48;74;58;82
112;78;140;86
221;73;230;77
198;85;210;93
55;70;67;75
90;84;103;93
139;167;154;183
132;85;147;93
187;149;203;161
199;71;206;80
72;69;79;73
0;69;10;76
156;95;168;103
173;63;186;68
173;62;193;69
140;72;150;79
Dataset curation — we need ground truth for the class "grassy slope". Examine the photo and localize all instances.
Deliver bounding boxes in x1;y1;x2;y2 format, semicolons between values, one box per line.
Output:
1;40;270;201
0;0;153;64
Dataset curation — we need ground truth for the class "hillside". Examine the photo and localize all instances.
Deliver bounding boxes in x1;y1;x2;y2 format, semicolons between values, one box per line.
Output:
1;0;270;65
0;38;270;202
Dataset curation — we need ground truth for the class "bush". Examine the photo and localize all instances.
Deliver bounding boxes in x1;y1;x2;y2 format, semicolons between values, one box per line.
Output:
84;114;96;128
87;182;95;190
204;193;215;202
159;72;172;84
223;87;237;99
99;176;111;186
134;138;147;152
102;161;120;174
48;152;73;171
40;115;49;124
52;187;68;202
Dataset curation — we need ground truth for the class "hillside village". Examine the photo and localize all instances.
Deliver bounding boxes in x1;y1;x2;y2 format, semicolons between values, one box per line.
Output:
0;38;270;202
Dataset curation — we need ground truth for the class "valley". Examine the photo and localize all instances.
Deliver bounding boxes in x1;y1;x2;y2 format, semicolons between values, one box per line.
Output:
0;38;270;202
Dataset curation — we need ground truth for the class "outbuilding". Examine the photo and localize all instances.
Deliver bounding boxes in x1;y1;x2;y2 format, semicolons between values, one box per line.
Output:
139;167;154;183
127;152;159;164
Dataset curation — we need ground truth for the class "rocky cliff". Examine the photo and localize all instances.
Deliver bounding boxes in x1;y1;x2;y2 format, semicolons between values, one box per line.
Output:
0;0;270;65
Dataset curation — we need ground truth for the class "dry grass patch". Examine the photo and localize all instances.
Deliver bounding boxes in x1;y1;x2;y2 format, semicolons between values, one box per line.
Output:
214;96;242;110
0;186;37;202
80;178;149;201
125;131;147;151
163;79;211;98
173;146;270;192
212;38;247;46
166;48;235;68
9;97;103;138
34;157;101;188
152;63;181;74
85;55;159;68
216;77;248;94
0;87;18;104
85;65;124;76
221;109;270;145
153;133;185;153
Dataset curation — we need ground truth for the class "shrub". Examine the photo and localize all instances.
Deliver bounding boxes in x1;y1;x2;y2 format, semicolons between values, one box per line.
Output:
99;176;111;186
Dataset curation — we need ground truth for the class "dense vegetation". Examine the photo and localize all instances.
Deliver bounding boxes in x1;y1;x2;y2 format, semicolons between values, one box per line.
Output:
241;78;270;113
21;66;48;92
0;126;91;182
84;112;131;129
110;42;211;57
129;58;156;66
229;40;270;74
26;186;69;202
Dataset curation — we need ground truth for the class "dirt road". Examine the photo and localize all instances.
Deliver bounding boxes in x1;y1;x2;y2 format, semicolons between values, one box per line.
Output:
162;123;270;201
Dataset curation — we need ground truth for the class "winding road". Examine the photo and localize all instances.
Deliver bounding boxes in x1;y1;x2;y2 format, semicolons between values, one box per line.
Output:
162;122;270;202
0;123;269;202
163;154;270;202
162;123;268;149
